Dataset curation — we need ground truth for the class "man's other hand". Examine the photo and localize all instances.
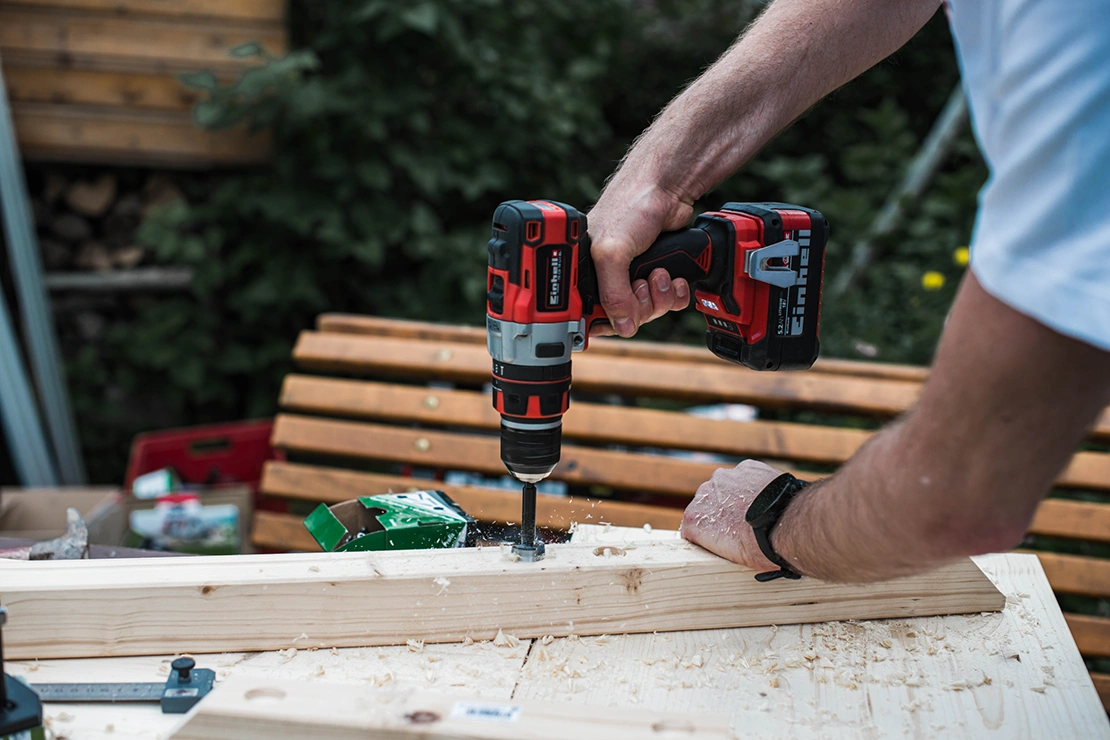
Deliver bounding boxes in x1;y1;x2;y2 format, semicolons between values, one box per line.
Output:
680;460;786;571
587;184;693;337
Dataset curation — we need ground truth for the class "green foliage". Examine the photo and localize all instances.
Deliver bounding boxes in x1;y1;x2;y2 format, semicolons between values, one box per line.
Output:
69;1;986;481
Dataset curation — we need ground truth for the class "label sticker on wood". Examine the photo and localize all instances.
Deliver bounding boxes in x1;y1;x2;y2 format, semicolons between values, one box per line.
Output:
449;700;523;723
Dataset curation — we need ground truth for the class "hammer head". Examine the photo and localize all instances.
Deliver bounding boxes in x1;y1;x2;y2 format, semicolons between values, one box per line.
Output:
27;508;89;561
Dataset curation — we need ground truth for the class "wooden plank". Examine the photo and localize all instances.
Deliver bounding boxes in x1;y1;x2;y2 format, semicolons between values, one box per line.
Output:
292;331;924;416
1092;673;1110;713
251;509;321;552
1065;613;1110;659
270;414;752;498
0;8;286;74
259;461;686;530
171;678;731;740
1028;499;1110;544
12;102;269;166
0;540;1003;660
0;0;285;22
279;376;1110;489
280;376;869;466
521;545;1109;739
314;316;1110;441
4;66;199;111
1033;551;1110;598
316;313;932;382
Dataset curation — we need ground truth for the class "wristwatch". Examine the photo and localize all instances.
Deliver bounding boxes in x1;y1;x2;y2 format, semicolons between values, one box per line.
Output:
745;472;809;582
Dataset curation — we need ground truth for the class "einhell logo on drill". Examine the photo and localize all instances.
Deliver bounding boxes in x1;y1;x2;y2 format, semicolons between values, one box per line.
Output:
788;229;811;336
539;245;568;311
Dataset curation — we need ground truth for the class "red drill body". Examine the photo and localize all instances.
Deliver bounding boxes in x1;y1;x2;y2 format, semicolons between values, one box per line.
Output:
486;200;828;558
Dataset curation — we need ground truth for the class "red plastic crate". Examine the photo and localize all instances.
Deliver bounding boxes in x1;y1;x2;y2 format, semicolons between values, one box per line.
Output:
124;419;281;491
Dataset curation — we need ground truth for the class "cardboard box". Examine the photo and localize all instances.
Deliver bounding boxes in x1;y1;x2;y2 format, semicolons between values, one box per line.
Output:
0;487;127;545
0;485;253;554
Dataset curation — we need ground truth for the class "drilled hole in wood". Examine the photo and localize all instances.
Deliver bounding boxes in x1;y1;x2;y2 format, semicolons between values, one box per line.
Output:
405;710;440;724
244;687;286;704
652;719;697;733
593;546;626;557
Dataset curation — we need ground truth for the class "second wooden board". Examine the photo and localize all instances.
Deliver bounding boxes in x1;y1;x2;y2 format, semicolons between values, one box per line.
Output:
169;677;731;739
1;541;1004;660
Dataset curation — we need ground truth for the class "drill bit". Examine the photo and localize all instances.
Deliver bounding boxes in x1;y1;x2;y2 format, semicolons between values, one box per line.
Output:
511;482;545;562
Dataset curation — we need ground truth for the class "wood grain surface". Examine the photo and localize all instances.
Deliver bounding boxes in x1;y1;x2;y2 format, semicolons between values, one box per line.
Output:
1;540;1002;660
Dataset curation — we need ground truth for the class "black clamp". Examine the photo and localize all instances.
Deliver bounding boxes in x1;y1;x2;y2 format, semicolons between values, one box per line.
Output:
745;472;809;582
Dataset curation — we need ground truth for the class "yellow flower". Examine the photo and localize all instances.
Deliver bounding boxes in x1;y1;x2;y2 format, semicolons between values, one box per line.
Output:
922;271;945;290
953;247;970;267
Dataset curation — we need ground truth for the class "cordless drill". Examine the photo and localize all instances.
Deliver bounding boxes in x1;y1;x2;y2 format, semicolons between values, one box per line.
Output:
486;200;829;560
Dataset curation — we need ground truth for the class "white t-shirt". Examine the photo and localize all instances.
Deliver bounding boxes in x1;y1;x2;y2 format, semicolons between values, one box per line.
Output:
948;0;1110;350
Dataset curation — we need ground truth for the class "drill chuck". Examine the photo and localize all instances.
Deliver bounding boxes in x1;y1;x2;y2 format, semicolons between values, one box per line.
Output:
499;420;561;483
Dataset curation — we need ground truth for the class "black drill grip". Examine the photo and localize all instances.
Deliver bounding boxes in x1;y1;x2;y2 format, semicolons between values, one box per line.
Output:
628;228;713;287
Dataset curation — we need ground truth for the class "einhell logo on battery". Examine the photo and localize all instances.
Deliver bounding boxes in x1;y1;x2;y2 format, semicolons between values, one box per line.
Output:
788;229;811;336
538;245;568;311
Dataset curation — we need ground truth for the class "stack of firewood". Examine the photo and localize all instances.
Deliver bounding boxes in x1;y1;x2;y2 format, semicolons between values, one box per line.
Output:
31;170;183;274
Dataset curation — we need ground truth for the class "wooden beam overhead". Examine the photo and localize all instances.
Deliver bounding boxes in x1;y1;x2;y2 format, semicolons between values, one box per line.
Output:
2;541;1003;660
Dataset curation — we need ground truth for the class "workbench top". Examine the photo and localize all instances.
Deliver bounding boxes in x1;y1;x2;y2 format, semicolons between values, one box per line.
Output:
8;527;1109;739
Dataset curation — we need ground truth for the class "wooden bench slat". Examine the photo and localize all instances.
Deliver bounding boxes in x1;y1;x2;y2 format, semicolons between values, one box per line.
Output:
293;332;924;416
1028;500;1110;544
1091;673;1110;712
280;376;869;466
260;461;684;530
0;0;285;21
251;510;320;552
313;316;1110;439
0;8;286;74
272;414;741;498
316;314;932;382
1032;551;1110;599
280;375;1110;492
1064;614;1110;659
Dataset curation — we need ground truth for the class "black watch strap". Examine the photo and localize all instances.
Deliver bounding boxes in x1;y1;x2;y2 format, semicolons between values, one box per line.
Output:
745;472;808;582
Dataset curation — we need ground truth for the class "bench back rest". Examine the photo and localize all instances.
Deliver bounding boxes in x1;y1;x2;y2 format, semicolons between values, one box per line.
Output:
258;314;1110;694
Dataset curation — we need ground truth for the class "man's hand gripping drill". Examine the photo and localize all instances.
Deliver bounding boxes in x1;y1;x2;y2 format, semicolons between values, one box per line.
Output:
486;200;828;561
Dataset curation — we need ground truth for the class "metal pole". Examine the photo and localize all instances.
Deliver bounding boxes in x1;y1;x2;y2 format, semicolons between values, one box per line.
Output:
0;278;59;485
0;50;86;484
831;85;969;297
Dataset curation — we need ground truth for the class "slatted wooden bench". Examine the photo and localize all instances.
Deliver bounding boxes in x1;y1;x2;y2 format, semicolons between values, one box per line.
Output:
0;0;285;166
254;313;1110;709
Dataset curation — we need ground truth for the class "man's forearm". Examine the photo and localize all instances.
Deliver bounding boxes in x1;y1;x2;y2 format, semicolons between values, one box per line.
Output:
613;0;942;203
771;273;1110;582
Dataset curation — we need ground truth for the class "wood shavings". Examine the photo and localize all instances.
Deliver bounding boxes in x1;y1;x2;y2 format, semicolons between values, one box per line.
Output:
682;654;704;669
1031;685;1047;694
23;661;40;672
493;629;519;647
540;635;555;645
406;639;425;653
54;712;76;722
330;647;340;655
433;576;451;595
368;671;393;687
278;647;298;662
308;565;320;572
293;632;309;642
313;664;326;676
461;636;474;647
105;724;115;733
